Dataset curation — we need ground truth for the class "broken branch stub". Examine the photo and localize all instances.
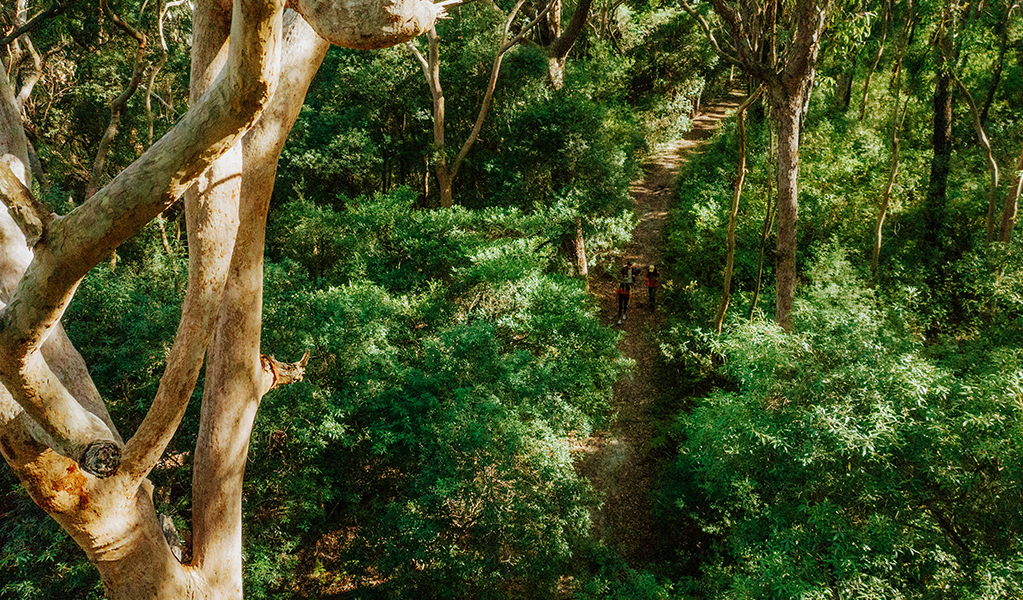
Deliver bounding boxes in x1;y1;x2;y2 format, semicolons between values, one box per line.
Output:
260;349;311;395
291;0;448;49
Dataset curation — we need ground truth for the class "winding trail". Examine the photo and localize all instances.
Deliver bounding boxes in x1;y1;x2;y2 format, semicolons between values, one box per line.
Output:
575;91;745;565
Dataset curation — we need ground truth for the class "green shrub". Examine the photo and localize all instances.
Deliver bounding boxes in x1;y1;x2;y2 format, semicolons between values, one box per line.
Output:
658;247;1023;599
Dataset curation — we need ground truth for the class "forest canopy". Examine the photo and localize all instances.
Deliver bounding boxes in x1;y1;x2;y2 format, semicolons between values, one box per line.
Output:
1;0;1022;598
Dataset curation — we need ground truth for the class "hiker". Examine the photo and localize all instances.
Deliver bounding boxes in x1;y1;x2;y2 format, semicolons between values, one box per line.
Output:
616;282;631;324
620;260;639;286
645;264;660;308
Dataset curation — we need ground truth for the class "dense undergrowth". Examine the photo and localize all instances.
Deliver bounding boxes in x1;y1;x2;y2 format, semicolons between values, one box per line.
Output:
1;190;631;598
653;78;1023;598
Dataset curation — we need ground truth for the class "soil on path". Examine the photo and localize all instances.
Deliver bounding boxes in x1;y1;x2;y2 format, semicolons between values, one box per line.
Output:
575;91;745;566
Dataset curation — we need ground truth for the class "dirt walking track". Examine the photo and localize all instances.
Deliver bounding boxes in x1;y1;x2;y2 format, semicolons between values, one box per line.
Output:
574;91;745;566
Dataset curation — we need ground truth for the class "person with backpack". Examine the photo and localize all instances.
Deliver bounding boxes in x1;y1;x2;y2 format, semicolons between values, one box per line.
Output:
620;260;639;285
645;264;660;309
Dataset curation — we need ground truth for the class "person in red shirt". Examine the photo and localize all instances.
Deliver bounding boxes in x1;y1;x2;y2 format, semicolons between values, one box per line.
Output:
645;264;660;309
616;282;631;324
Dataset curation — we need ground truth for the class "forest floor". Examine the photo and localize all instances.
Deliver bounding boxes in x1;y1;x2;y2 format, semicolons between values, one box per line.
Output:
575;90;745;567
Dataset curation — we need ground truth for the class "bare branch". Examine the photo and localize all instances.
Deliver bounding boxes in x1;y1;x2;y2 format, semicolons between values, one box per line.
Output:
0;2;67;48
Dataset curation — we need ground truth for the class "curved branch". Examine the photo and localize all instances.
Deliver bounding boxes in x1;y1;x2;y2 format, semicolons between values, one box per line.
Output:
0;2;67;48
715;85;764;333
449;0;552;181
951;73;999;244
547;0;594;60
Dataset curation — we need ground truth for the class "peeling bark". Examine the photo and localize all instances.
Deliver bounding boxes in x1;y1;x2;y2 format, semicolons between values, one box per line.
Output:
293;0;449;49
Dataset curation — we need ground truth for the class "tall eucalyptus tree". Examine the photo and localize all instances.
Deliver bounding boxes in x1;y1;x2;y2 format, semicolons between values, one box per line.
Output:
683;0;831;330
0;0;438;597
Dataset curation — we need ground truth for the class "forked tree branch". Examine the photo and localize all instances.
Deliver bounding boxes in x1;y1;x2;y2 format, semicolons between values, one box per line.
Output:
0;0;284;478
680;0;743;68
0;2;67;48
449;0;552;179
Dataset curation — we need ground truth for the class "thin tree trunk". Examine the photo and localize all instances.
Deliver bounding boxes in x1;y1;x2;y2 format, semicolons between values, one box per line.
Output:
560;218;588;285
410;1;552;208
86;0;149;199
835;49;858;112
925;61;953;264
999;147;1023;244
871;10;912;283
749;128;775;320
980;2;1013;125
859;0;890;122
951;74;999;244
0;68;31;188
871;99;907;282
715;86;763;332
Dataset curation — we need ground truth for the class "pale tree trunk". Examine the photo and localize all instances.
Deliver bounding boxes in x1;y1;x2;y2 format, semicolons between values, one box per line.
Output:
951;74;1000;245
409;0;552;207
189;12;328;592
0;68;31;187
0;0;287;596
2;0;434;592
715;86;762;332
560;218;588;284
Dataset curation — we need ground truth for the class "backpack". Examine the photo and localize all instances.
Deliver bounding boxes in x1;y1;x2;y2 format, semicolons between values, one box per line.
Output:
621;265;635;285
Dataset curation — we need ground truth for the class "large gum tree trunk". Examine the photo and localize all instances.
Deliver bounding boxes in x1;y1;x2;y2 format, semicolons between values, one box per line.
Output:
0;0;430;594
0;0;286;596
190;12;329;592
